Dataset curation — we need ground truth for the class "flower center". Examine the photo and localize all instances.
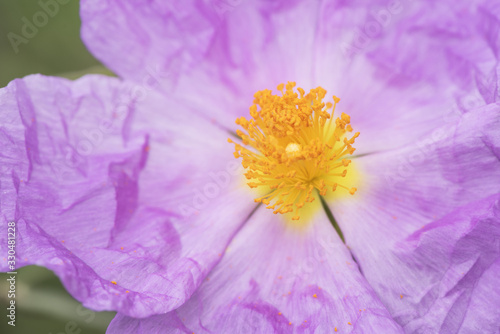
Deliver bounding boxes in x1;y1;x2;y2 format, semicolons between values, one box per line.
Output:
285;142;301;157
229;82;359;221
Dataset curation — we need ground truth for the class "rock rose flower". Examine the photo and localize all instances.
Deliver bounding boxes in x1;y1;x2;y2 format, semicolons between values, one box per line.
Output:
1;0;500;333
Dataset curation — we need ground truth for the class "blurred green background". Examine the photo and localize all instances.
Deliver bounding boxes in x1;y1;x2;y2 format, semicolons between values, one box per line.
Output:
0;267;115;334
0;1;115;333
0;0;112;87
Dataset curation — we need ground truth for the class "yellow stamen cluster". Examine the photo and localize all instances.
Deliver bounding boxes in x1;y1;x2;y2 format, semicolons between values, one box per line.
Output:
228;82;359;220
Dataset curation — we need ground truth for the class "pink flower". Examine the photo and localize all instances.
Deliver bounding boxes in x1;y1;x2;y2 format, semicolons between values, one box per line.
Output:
1;0;499;332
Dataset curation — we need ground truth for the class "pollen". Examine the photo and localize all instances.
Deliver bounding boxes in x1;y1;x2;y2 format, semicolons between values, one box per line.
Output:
229;82;359;221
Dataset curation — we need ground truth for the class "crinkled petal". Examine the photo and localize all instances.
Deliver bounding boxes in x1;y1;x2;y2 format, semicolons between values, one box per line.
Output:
315;0;500;154
329;103;500;330
81;0;498;154
0;74;255;318
79;0;328;136
80;0;320;86
107;209;403;333
399;193;500;333
80;0;217;84
366;1;500;103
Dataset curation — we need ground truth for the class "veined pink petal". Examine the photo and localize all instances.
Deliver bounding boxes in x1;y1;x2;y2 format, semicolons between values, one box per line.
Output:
329;103;500;330
81;0;498;155
0;74;255;318
107;208;404;333
398;193;500;333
